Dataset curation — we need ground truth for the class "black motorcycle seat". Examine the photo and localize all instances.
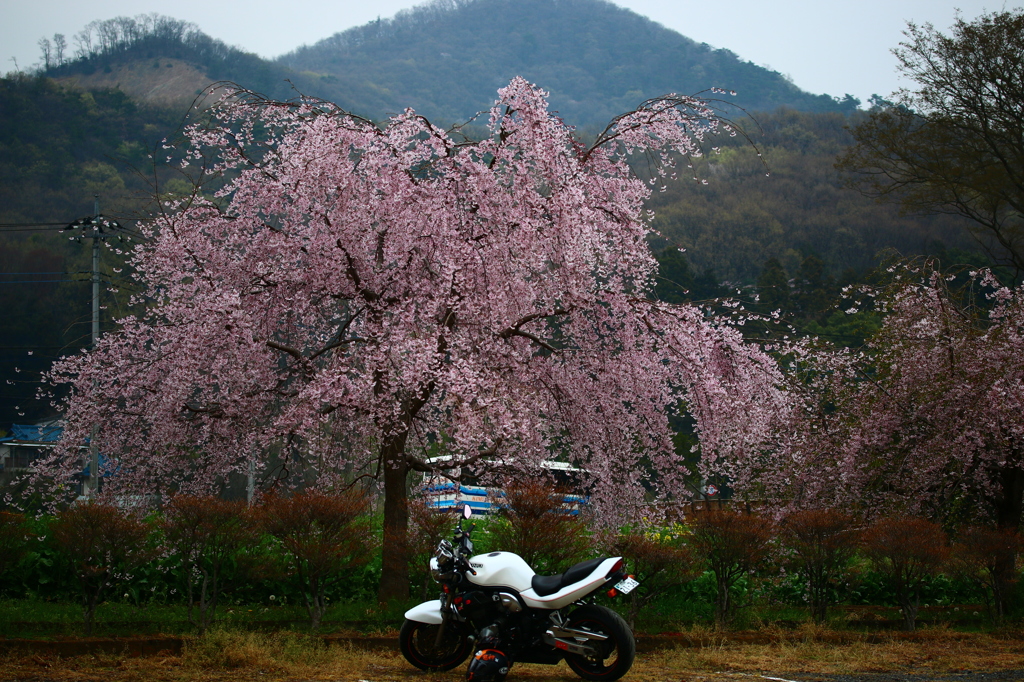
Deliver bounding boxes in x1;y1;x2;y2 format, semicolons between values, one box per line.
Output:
530;557;607;596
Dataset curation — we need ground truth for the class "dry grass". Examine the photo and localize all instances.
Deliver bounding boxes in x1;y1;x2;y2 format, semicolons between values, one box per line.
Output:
1;628;1023;681
0;630;401;681
650;624;1024;677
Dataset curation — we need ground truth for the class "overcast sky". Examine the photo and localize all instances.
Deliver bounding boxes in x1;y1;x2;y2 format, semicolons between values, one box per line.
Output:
2;0;1015;105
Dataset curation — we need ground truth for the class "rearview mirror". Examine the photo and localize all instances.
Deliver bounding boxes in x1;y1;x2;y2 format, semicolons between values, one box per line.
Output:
463;503;473;520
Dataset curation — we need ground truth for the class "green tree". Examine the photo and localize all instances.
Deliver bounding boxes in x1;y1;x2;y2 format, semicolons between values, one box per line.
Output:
794;254;835;321
653;247;695;304
837;10;1024;279
756;258;790;312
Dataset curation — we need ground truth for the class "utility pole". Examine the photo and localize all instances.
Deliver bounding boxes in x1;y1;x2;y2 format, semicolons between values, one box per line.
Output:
65;196;123;499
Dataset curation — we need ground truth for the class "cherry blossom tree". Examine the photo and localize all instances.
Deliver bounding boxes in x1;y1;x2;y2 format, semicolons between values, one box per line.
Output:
757;262;1024;532
35;78;786;601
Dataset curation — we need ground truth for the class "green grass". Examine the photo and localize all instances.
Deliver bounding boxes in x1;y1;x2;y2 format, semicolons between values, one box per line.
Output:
0;590;1000;640
0;598;408;638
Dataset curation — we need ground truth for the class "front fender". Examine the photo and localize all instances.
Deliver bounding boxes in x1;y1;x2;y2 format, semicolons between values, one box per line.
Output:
404;598;443;625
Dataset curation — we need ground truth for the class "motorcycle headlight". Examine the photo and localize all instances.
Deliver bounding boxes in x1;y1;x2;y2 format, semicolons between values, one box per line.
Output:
431;540;455;582
434;539;455;564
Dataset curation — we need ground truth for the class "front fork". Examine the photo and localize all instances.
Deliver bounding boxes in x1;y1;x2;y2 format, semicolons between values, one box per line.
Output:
434;591;452;648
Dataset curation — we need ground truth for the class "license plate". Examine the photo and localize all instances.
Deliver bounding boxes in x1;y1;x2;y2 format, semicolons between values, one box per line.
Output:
614;577;639;594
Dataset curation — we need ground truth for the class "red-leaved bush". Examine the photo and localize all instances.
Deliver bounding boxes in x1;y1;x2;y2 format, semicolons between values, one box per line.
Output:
255;489;375;628
50;502;152;635
606;526;698;628
688;509;775;629
408;496;459;600
162;494;254;632
948;525;1022;624
861;516;947;631
780;508;860;623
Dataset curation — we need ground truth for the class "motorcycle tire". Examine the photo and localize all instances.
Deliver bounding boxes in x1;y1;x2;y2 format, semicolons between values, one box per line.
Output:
563;605;636;681
399;619;473;672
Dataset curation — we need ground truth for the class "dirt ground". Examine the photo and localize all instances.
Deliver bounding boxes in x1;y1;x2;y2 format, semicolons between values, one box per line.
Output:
2;630;1023;682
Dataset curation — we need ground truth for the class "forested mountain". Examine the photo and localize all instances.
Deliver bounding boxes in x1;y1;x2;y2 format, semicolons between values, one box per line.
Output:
279;0;859;126
0;74;180;430
34;2;858;126
646;108;979;283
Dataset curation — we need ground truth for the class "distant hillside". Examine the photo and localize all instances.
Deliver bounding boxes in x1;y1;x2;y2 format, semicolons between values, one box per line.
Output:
56;58;210;109
646;108;979;282
41;15;309;109
279;0;860;126
0;73;182;428
41;5;858;126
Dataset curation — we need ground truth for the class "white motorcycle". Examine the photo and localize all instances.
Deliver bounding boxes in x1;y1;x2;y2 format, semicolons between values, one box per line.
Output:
400;504;640;681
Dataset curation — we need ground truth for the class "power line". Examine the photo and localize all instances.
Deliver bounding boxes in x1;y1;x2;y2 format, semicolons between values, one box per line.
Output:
0;221;144;238
0;227;68;233
0;277;134;285
0;270;131;274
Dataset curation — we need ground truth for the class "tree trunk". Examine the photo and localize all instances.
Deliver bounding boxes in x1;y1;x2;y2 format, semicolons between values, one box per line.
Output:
714;576;731;630
995;466;1024;531
809;567;828;624
378;438;410;605
991;466;1024;623
900;596;919;631
897;581;919;631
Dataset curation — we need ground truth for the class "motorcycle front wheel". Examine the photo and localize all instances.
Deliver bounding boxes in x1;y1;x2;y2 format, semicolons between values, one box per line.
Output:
563;605;636;681
399;619;473;672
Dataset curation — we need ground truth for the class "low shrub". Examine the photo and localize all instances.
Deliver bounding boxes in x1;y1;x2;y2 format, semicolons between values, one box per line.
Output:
606;524;699;628
49;502;154;635
948;526;1023;624
779;508;860;623
255;489;377;629
862;516;947;631
0;511;30;580
162;494;256;632
688;509;775;629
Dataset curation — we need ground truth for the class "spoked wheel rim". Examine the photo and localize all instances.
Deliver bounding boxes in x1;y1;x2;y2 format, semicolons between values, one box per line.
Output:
400;620;472;671
413;624;464;660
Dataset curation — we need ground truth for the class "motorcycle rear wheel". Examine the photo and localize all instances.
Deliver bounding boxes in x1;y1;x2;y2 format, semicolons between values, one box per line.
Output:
563;605;636;681
399;619;472;672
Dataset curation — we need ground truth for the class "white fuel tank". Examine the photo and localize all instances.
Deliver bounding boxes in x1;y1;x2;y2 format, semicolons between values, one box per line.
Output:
465;551;535;592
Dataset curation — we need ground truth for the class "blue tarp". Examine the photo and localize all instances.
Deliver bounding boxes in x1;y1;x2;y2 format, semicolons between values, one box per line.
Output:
1;422;108;478
1;422;63;443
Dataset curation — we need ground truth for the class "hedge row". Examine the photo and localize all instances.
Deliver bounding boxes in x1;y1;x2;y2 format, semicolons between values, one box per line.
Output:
1;484;1020;633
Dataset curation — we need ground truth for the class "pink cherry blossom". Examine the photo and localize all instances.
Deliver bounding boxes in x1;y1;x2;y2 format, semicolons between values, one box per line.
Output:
34;79;786;600
761;263;1024;530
